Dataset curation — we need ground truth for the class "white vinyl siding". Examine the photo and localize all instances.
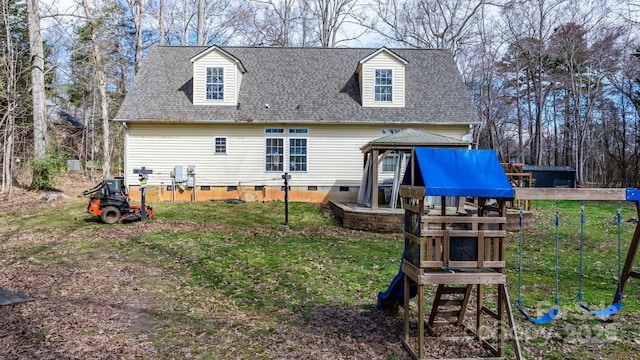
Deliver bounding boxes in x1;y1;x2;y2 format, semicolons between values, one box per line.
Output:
124;124;467;188
192;51;241;106
360;51;405;107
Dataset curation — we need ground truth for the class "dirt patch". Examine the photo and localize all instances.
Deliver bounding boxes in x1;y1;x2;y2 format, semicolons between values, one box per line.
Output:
0;173;91;214
0;175;167;359
0;261;161;359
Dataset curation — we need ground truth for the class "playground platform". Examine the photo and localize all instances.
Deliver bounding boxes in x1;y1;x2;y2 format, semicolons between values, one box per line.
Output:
329;200;532;233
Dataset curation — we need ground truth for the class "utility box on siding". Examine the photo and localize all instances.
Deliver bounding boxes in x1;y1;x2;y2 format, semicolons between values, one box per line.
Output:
173;165;184;182
523;165;576;188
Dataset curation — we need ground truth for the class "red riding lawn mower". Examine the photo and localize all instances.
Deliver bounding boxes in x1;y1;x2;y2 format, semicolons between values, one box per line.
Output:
82;177;154;224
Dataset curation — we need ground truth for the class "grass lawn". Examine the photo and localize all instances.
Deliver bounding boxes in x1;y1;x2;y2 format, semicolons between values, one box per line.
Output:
1;195;640;359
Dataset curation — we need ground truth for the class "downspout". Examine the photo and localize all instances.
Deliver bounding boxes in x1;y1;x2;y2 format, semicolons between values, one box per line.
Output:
123;122;129;189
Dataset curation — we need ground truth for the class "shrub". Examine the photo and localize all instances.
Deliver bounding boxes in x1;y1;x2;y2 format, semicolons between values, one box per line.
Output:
30;142;68;190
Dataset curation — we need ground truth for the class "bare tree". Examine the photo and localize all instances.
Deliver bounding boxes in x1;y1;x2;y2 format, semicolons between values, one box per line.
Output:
303;0;359;47
26;0;47;159
123;0;147;74
466;5;512;157
367;0;486;57
80;0;111;178
249;0;299;46
183;0;190;45
499;0;568;165
0;0;21;198
159;0;165;45
197;0;205;45
154;0;186;44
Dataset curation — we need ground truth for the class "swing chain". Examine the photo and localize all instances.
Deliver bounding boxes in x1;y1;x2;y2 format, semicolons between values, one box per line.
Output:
554;200;560;306
616;203;623;306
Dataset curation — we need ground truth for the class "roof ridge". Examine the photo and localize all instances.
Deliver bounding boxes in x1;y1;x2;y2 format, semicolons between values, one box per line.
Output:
154;45;448;51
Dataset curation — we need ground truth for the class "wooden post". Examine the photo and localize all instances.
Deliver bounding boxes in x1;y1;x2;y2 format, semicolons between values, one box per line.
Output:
502;285;523;360
617;202;640;303
497;284;505;357
476;284;483;339
403;273;410;344
418;282;424;359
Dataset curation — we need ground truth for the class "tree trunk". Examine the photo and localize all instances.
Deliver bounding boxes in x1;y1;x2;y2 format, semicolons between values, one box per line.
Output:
1;0;16;199
159;0;165;46
197;0;205;45
134;0;144;74
2;113;15;200
26;0;47;159
81;0;111;178
126;0;146;74
183;0;190;45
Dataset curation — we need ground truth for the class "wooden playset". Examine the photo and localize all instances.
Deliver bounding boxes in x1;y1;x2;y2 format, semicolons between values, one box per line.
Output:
378;148;640;360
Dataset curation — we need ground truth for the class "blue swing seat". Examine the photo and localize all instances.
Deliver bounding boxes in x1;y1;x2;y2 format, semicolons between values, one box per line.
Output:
517;301;560;325
578;293;622;319
593;302;622;318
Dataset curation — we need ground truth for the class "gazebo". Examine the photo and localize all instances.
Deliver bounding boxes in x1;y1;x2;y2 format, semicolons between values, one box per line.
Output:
357;129;470;210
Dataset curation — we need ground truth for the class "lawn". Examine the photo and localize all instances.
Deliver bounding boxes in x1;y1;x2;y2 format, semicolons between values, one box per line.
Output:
1;194;640;359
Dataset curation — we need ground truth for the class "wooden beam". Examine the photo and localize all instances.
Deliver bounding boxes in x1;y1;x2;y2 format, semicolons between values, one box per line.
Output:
514;187;627;201
617;203;640;303
399;185;425;199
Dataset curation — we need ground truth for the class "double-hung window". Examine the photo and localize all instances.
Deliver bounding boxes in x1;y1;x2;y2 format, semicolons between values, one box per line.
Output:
265;128;308;172
374;69;393;102
289;129;308;172
206;67;224;100
265;128;284;172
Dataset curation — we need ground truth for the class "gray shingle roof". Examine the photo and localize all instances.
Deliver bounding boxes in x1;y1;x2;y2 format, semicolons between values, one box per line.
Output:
114;46;479;125
365;128;470;147
523;165;575;172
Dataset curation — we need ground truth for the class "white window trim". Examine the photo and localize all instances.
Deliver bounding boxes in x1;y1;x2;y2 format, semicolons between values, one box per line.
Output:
265;127;285;134
264;128;308;173
214;136;227;155
288;128;309;135
265;136;285;172
206;67;224;101
374;68;393;103
288;136;308;173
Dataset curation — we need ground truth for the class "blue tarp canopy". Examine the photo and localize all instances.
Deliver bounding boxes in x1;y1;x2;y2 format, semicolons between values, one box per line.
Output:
403;148;514;198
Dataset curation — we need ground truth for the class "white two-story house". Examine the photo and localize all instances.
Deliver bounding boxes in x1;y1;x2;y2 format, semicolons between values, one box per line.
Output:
114;46;478;202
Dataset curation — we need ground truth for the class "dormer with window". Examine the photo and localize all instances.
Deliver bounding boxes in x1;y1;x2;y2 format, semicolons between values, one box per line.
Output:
357;47;407;108
190;46;246;106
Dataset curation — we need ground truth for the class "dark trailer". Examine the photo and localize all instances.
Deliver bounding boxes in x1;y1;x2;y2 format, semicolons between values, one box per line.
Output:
523;165;576;188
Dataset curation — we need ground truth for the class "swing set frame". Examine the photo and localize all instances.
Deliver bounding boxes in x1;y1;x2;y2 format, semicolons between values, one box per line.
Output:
514;187;640;316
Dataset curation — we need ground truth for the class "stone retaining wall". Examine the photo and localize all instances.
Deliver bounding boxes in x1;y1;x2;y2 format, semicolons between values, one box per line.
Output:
329;201;403;233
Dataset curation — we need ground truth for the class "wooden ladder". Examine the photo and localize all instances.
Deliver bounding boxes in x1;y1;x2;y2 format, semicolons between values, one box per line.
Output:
428;284;473;329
